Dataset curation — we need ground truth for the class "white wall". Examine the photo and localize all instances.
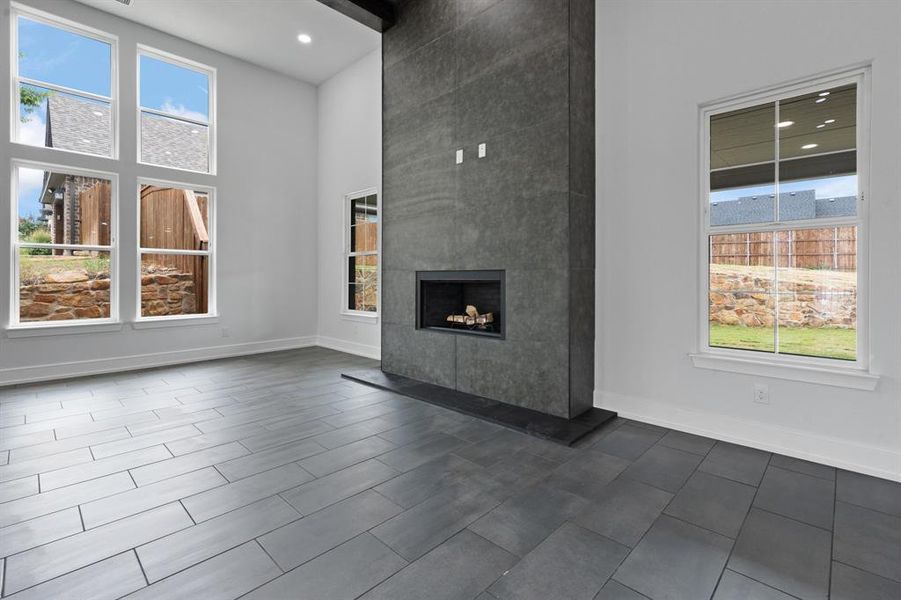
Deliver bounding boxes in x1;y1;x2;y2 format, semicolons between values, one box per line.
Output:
0;0;320;382
315;49;382;359
595;0;901;481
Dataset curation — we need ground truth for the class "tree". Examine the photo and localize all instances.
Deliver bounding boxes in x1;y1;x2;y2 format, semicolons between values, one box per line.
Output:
18;52;50;122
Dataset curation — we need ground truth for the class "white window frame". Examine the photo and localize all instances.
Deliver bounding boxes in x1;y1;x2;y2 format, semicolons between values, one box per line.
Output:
9;159;120;332
692;66;877;389
136;45;217;175
9;2;119;160
342;188;380;318
134;177;217;325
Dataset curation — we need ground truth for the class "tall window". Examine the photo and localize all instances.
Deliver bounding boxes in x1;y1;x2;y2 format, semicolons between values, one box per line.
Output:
704;71;865;363
138;182;214;320
13;162;117;326
138;48;215;174
13;8;116;157
345;191;379;314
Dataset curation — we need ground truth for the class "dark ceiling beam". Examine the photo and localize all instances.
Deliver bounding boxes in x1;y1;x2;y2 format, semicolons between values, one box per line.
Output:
316;0;396;33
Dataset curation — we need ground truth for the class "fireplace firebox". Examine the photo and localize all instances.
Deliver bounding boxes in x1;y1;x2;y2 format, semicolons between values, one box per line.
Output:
416;270;505;338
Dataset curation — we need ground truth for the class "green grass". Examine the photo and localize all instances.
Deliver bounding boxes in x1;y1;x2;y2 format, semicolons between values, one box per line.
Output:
710;324;856;361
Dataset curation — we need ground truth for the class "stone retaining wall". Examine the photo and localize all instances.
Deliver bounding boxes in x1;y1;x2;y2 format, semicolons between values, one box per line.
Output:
19;272;111;321
140;266;197;316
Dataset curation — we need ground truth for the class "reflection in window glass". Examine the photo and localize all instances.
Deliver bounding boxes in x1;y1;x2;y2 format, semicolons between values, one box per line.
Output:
347;193;379;313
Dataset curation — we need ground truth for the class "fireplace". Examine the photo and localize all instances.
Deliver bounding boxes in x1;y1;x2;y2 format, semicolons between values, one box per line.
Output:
416;270;505;339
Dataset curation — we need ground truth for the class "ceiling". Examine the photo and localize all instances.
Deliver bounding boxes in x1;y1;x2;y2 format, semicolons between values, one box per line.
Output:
73;0;381;85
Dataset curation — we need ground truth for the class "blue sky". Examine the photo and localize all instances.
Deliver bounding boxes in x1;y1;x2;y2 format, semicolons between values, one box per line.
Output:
710;175;858;204
17;17;209;219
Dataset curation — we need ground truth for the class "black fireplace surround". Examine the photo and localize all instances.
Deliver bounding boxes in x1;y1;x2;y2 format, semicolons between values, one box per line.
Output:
416;270;505;339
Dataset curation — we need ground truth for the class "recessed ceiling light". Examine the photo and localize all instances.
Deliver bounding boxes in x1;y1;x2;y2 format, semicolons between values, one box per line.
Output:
777;120;794;128
802;143;818;149
815;98;826;103
818;91;830;97
191;129;199;134
297;33;312;44
824;119;835;124
92;111;103;117
81;138;91;143
816;124;825;129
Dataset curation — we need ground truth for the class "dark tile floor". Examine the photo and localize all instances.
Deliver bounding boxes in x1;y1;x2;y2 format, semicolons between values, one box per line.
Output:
0;347;899;600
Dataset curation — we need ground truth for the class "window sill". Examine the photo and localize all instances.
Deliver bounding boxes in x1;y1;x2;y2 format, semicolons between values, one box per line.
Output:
689;352;879;391
340;311;379;323
132;315;219;329
5;321;123;338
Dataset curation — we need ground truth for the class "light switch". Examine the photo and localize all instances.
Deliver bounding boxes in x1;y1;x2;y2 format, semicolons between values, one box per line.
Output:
478;143;486;158
455;149;463;164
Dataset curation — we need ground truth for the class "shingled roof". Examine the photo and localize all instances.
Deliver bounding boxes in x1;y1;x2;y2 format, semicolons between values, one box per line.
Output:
46;93;209;172
711;189;856;226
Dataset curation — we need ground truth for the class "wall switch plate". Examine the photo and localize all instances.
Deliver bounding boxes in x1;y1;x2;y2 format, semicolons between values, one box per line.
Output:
478;143;486;158
753;383;770;404
455;149;463;164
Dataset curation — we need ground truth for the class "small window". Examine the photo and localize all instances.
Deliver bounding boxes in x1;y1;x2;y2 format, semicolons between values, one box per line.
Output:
13;8;116;157
13;163;116;326
345;191;379;314
138;48;214;173
704;72;864;363
138;183;214;319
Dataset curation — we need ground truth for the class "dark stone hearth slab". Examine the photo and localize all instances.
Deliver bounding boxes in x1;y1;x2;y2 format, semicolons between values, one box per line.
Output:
341;369;616;446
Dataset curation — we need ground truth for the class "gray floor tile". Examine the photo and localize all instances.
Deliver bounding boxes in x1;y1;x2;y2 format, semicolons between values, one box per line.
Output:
754;466;835;530
451;429;533;467
664;471;756;538
0;430;55;453
281;458;399;515
234;419;335;452
359;529;517;600
9;427;129;462
377;432;469;472
244;534;407;600
137;495;299;583
469;483;588;556
90;425;199;459
259;489;402;570
129;442;248;486
311;417;396;449
127;409;222;437
125;541;280;600
0;471;134;528
298;435;396;477
573;478;673;547
836;470;901;517
830;561;901;600
0;507;83;558
0;475;38;504
5;503;191;594
484;451;560;493
81;467;227;529
592;423;665;460
728;508;831;600
833;500;901;583
183;463;312;522
699;442;771;486
615;515;733;600
620;444;703;492
713;569;796;599
40;445;172;491
3;551;146;600
0;447;93;483
593;580;649;599
374;453;500;509
769;454;835;481
164;423;266;456
372;485;501;560
657;430;717;456
544;450;631;501
214;438;323;481
490;522;629;600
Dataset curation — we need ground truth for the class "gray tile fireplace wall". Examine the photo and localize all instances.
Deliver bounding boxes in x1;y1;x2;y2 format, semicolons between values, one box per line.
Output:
381;0;595;419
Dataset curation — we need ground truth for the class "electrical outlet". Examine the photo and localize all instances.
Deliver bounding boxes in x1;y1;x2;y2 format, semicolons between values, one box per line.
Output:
753;383;770;404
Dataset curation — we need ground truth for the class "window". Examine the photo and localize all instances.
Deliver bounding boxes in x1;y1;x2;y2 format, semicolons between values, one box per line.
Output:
12;162;117;326
12;6;116;158
138;47;215;173
137;182;214;320
703;71;866;364
345;191;379;314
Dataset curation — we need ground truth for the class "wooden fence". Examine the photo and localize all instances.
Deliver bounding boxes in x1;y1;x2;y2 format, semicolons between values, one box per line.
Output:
140;186;209;312
710;227;857;271
78;181;111;246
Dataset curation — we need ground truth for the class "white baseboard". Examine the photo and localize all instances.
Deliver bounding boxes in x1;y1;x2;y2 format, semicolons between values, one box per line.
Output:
0;336;318;386
596;390;901;483
315;335;381;360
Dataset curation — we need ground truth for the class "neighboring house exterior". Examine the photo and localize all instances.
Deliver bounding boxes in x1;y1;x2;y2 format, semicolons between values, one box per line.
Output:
710;189;856;226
